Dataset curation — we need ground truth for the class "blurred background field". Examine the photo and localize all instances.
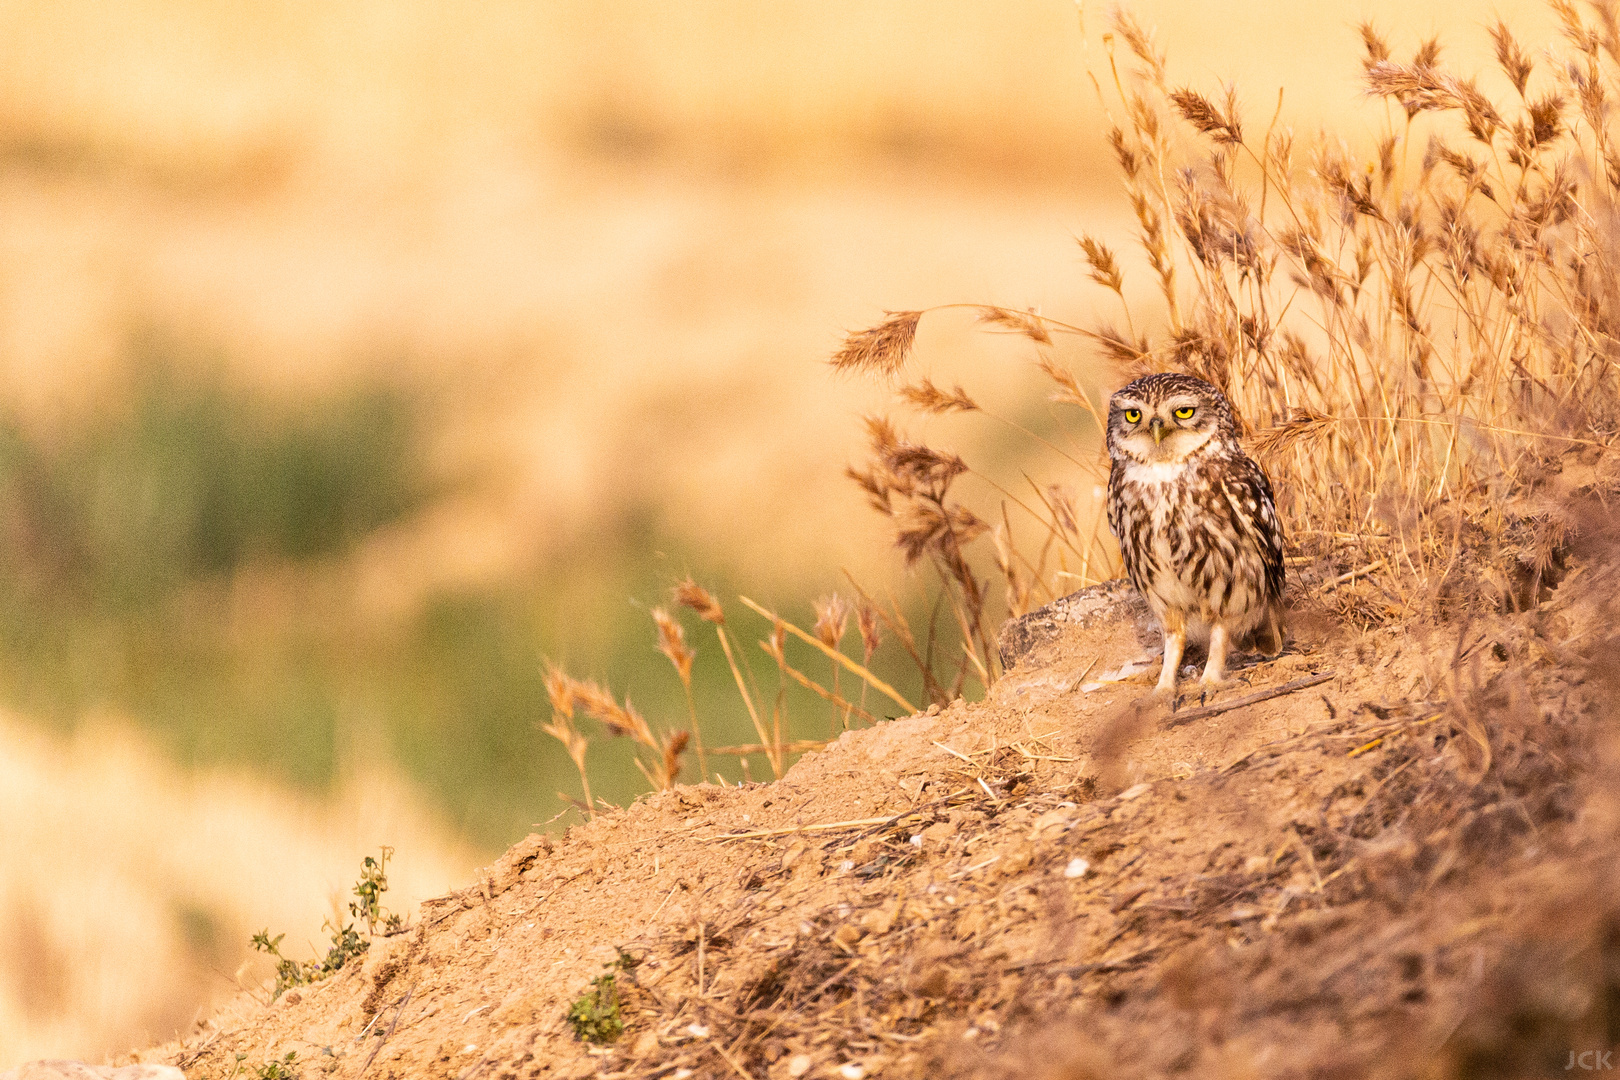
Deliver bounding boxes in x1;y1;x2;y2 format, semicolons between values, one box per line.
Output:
0;0;1550;1063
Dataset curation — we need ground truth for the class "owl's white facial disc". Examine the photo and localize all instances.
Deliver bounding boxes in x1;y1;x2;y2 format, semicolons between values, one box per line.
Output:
1111;393;1217;465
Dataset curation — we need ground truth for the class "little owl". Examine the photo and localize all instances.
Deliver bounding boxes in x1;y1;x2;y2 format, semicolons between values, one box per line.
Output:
1105;372;1285;696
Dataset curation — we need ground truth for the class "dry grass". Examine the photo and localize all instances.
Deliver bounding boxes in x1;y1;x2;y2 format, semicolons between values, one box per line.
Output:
834;0;1620;654
541;662;692;811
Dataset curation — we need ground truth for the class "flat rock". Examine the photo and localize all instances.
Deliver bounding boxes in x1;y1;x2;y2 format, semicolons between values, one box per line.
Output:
0;1063;184;1080
996;578;1155;670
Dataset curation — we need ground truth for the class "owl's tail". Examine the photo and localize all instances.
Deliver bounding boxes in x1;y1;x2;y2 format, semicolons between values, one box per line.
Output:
1243;599;1287;656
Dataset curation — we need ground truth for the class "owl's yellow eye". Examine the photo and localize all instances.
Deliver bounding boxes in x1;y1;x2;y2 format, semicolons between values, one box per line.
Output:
1174;406;1196;420
1123;408;1141;424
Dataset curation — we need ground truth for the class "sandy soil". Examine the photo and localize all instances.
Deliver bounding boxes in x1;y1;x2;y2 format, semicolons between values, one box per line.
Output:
134;533;1619;1078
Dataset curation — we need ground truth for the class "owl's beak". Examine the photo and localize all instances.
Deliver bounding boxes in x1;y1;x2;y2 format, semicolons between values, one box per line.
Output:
1150;417;1166;445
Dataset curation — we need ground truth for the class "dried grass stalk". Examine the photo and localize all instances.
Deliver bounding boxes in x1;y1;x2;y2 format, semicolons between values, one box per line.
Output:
976;305;1054;345
653;606;706;782
676;579;776;777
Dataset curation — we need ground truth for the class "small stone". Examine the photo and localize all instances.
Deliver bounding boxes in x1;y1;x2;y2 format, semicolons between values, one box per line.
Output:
1064;857;1091;879
1030;808;1075;838
781;839;810;871
685;1023;711;1039
788;1056;814;1078
789;846;824;881
954;906;989;940
831;924;864;951
838;1064;866;1080
996;841;1035;876
859;906;896;936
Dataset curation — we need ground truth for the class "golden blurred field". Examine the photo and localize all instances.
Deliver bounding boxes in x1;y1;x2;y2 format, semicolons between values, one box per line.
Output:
0;0;1553;1064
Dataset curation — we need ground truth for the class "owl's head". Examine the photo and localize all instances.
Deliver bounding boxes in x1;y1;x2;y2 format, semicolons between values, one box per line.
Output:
1106;373;1239;465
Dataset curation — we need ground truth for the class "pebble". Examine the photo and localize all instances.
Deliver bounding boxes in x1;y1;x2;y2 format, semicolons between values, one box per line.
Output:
788;1056;814;1078
1064;857;1091;879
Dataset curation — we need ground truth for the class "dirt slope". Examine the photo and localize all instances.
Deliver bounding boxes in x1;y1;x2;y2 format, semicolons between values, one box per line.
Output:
141;558;1617;1080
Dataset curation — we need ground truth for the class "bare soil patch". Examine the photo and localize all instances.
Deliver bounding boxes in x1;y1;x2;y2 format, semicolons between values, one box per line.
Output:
143;559;1617;1079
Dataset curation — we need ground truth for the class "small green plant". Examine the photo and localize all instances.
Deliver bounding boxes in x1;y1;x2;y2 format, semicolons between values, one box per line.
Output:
566;954;637;1044
251;848;401;999
255;1052;299;1080
351;845;403;935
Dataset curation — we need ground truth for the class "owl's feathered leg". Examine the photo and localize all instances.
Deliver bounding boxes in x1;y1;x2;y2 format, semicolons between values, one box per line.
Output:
1156;624;1185;695
1201;624;1230;685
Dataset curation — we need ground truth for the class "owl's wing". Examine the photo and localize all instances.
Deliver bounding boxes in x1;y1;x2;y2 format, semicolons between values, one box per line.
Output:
1105;459;1124;540
1220;455;1286;602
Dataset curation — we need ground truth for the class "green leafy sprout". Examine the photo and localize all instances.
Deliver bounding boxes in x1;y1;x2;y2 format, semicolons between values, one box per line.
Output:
566;953;639;1044
251;847;400;999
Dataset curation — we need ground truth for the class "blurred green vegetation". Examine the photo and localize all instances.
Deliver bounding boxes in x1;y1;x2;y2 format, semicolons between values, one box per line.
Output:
0;361;937;851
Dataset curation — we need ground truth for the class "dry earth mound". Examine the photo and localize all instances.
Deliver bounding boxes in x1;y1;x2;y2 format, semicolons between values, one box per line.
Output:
139;539;1620;1079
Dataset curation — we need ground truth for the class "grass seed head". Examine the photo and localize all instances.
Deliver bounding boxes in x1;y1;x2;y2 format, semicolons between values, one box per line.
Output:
571;679;656;747
675;578;726;624
830;310;923;377
1078;235;1126;293
658;730;691;789
857;603;881;662
1491;20;1535;95
813;593;850;651
544;662;578;720
652;606;695;687
1168;86;1242;144
899;378;979;414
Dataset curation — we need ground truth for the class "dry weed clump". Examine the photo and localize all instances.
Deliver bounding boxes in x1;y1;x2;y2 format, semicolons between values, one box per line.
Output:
541;579;920;812
833;1;1620;651
541;662;689;815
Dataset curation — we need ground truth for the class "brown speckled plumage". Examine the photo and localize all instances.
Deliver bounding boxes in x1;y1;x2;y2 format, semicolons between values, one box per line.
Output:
1104;372;1285;693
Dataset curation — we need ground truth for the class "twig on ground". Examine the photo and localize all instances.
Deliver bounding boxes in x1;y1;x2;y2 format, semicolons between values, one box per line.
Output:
706;817;895;842
360;981;417;1076
706;740;829;757
1328;560;1387;587
1164;672;1336;727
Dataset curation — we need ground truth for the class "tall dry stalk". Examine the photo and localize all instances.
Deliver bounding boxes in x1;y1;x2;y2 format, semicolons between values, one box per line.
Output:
653;606;706;782
541;665;595;817
675;578;780;778
813;593;852;732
